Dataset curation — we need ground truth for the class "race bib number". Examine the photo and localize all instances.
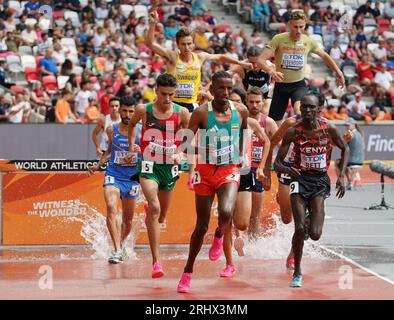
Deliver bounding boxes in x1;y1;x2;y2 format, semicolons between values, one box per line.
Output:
301;153;326;170
141;160;154;174
281;53;305;70
171;165;179;178
226;173;240;182
193;171;201;185
129;185;140;196
252;146;263;163
114;151;137;166
104;176;115;184
176;83;195;99
289;181;299;194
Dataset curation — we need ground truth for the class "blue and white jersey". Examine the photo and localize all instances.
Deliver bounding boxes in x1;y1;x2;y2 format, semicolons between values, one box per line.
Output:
105;123;141;181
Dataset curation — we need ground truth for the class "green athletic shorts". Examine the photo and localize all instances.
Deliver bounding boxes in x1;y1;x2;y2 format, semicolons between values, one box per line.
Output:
138;159;180;192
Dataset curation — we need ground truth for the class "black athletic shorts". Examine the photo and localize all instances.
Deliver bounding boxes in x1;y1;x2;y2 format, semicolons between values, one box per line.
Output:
277;172;292;186
239;168;264;193
175;102;198;113
290;172;331;201
269;79;307;121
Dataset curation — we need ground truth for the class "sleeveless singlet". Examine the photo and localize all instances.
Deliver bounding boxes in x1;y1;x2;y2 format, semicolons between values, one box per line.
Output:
251;114;268;169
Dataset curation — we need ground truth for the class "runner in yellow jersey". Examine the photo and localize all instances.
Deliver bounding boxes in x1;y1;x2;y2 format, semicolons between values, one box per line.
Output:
146;8;252;190
257;11;345;125
146;9;252;113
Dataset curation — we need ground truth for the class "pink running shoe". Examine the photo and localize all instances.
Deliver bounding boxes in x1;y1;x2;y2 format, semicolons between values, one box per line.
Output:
209;234;224;261
152;262;164;278
187;177;194;191
220;264;236;278
234;236;245;256
177;272;192;293
286;255;295;270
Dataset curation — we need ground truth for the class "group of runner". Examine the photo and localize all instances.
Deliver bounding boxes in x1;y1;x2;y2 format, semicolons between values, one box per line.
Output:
88;10;349;291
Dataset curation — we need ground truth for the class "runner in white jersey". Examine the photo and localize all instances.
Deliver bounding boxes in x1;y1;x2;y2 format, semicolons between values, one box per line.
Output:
92;97;121;157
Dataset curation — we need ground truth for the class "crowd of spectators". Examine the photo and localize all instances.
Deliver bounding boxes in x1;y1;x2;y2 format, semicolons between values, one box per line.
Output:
0;0;393;124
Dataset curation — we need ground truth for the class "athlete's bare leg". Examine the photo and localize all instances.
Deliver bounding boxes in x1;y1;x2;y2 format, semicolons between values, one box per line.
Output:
248;191;264;239
120;198;136;248
224;191;252;265
278;183;293;224
140;177;162;264
104;186;122;252
290;194;308;276
158;190;173;223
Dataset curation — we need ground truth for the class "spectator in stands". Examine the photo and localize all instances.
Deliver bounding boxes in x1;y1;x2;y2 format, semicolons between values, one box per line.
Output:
75;81;94;118
374;89;392;111
384;0;394;19
354;0;375;20
356;40;369;59
252;0;270;32
348;103;366;121
330;40;343;67
164;16;180;40
374;63;393;93
65;0;81;12
39;48;58;77
60;59;74;76
387;39;394;65
29;80;50;106
383;106;394;120
355;27;367;43
38;32;52;55
191;0;208;16
348;92;367;114
369;29;379;44
0;60;15;89
21;23;38;46
8;93;32;123
96;1;109;21
84;97;101;123
282;5;292;23
345;40;359;63
55;90;79;123
369;105;385;121
357;55;375;94
323;6;334;23
0;95;13;123
98;84;113;115
322;104;339;120
16;14;27;32
372;39;388;62
64;19;76;38
337;105;349;120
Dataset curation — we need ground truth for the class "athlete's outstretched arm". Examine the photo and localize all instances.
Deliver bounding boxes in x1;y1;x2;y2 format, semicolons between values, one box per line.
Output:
145;9;175;64
274;127;300;178
198;52;252;70
328;123;349;199
314;48;345;89
257;47;284;82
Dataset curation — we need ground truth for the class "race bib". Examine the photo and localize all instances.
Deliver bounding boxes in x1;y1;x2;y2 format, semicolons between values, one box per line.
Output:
176;83;194;99
129;184;140;196
281;53;305;70
252;146;263;163
289;181;299;194
104;176;115;184
193;171;201;185
141;160;154;173
279;173;291;182
171;165;179;178
147;142;177;155
301;153;327;170
114;151;137;166
226;173;240;182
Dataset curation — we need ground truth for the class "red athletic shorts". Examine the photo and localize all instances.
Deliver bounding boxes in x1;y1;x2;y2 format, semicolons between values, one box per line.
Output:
193;164;240;196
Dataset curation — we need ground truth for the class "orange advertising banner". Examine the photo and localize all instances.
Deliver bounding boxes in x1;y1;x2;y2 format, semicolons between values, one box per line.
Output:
2;171;279;246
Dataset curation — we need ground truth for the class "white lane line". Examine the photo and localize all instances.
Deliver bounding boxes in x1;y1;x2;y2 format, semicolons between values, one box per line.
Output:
319;245;394;286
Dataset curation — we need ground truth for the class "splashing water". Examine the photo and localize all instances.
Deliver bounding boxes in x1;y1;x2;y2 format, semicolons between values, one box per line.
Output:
238;214;328;260
68;201;144;260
